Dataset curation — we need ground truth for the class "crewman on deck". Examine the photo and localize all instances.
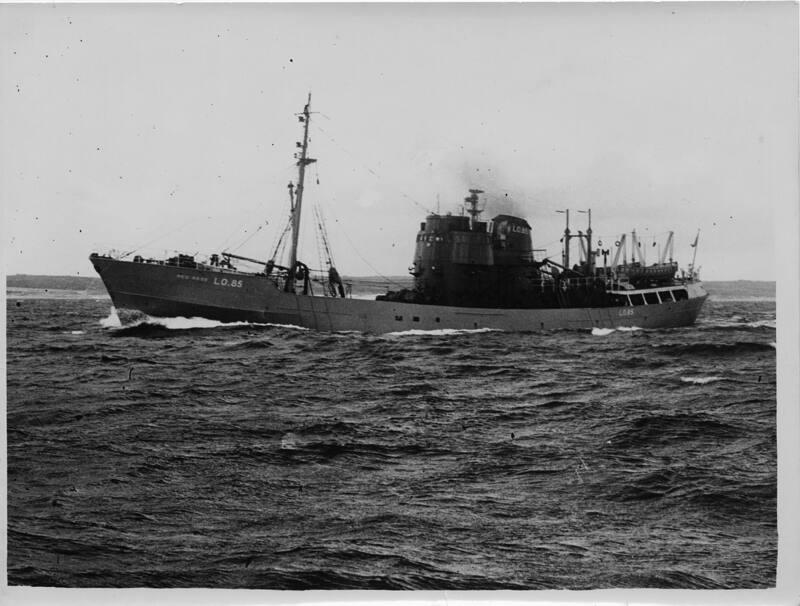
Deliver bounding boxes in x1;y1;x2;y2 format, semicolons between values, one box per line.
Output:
328;266;345;298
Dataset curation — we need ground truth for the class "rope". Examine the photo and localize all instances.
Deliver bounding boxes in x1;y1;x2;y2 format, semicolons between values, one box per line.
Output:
271;215;293;265
312;205;326;271
313;123;433;214
119;216;205;259
230;223;266;253
322;206;407;288
313;203;336;267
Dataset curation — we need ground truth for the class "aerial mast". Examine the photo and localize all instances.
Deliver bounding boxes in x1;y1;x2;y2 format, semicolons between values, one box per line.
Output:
557;209;571;268
285;93;316;292
585;209;592;274
689;229;700;279
464;189;484;229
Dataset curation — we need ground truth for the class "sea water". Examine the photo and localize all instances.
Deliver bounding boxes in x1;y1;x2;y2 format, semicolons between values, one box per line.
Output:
6;283;777;588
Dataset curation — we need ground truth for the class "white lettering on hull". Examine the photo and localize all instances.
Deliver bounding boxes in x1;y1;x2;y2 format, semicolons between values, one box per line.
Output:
213;277;243;288
176;273;243;288
176;273;209;283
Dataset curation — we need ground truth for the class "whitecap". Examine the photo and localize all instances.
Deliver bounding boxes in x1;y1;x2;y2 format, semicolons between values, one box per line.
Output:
70;330;85;335
746;320;776;329
262;322;308;331
280;433;298;450
99;307;122;328
154;316;233;329
591;328;616;336
680;376;723;385
114;314;278;331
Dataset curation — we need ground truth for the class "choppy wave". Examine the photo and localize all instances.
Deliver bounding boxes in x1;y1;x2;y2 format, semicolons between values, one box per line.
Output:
384;327;501;337
101;306;280;334
591;326;643;336
708;295;776;303
698;319;776;331
6;295;777;589
680;375;723;385
653;341;776;356
747;320;776;329
99;308;122;328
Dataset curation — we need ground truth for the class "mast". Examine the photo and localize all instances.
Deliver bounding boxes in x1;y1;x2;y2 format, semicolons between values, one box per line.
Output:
660;231;674;264
285;93;316;292
578;209;592;273
464;189;484;229
557;209;570;268
586;209;592;274
610;233;626;268
689;229;700;278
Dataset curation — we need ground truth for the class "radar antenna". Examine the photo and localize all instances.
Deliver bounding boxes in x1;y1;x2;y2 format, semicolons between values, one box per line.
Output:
464;189;484;225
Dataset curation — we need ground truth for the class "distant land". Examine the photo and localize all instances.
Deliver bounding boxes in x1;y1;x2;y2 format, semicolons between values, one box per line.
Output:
5;274;776;300
6;274;107;292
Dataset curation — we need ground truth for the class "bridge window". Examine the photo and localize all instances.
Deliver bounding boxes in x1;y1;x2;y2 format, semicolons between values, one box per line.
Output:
395;315;403;321
412;316;420;322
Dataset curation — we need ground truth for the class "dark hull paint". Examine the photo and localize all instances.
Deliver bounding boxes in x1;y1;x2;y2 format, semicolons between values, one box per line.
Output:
90;257;707;333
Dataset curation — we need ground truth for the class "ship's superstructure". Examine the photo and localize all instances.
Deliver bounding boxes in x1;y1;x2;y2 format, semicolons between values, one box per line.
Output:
380;192;696;313
90;95;707;332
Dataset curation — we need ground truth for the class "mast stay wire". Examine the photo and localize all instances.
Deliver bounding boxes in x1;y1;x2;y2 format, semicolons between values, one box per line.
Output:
313;203;336;267
120;215;206;259
312;123;433;214
216;216;256;253
319;200;408;289
270;213;293;265
229;223;266;254
215;159;299;254
312;205;326;272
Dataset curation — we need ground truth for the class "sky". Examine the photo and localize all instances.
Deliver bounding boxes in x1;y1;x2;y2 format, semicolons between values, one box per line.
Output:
1;2;797;281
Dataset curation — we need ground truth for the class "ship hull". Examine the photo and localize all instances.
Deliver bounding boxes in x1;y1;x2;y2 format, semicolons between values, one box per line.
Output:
91;256;707;333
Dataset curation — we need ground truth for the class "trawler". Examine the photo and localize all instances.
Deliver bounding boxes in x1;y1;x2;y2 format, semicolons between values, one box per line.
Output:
90;95;707;332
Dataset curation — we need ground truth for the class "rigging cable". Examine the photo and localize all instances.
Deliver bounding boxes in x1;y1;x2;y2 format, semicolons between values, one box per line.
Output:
270;213;293;264
215;160;298;253
229;223;266;254
312;123;433;214
119;215;205;259
313;203;336;267
321;203;408;289
312;204;326;272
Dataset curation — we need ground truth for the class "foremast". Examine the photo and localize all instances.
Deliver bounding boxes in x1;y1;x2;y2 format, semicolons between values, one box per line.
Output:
285;93;316;292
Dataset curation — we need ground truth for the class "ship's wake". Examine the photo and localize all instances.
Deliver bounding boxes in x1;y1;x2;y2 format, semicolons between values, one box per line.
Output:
99;306;272;335
590;326;644;336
